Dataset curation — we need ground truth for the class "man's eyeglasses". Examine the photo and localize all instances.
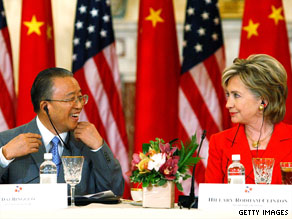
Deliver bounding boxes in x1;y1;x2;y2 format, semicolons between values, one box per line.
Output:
45;94;89;105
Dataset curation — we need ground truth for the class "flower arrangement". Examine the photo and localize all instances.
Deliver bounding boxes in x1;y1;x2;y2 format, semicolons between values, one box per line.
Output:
129;134;200;191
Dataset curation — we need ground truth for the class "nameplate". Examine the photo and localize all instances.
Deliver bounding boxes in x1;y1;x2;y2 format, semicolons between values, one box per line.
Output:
0;184;67;209
199;184;292;212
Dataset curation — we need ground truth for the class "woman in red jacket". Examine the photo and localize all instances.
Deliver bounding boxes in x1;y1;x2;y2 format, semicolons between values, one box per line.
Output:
205;54;292;184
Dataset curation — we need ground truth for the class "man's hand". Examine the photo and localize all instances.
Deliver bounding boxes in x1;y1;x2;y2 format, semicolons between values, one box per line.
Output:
74;122;103;150
2;133;42;160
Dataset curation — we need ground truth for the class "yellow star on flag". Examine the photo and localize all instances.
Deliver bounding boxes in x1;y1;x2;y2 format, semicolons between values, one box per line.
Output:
145;8;164;27
243;19;260;39
23;15;44;36
268;5;284;25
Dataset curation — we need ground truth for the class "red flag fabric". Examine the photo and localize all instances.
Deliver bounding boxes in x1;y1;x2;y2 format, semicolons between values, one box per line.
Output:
72;0;130;198
17;0;55;125
0;0;16;131
239;0;292;122
134;1;180;153
178;0;230;195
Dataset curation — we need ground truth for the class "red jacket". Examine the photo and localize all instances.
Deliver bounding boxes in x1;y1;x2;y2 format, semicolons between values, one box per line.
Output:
205;122;292;184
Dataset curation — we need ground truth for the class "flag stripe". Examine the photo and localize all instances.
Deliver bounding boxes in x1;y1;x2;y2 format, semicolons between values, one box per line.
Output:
214;46;226;72
180;72;220;137
72;0;130;198
84;57;128;162
0;0;16;131
0;72;14;128
76;58;131;179
203;50;226;124
92;47;128;148
179;0;228;195
0;108;8;131
179;88;202;138
0;31;14;99
102;44;122;98
190;62;223;131
74;67;108;140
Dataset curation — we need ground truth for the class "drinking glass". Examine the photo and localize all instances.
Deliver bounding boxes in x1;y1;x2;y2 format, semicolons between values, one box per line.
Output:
252;158;275;184
280;162;292;184
62;156;84;206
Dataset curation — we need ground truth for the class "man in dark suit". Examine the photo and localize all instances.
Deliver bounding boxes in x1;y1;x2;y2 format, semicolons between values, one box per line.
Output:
0;67;124;196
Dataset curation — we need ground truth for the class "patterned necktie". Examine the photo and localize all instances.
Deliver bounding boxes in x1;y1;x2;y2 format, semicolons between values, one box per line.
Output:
50;136;61;175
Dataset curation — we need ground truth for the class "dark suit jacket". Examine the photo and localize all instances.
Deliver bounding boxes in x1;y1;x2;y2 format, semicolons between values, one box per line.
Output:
0;118;124;196
205;122;292;184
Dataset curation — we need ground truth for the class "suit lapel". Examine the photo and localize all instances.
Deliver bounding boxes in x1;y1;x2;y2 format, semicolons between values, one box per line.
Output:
25;118;46;172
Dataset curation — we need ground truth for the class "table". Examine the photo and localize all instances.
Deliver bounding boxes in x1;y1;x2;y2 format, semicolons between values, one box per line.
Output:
0;201;291;219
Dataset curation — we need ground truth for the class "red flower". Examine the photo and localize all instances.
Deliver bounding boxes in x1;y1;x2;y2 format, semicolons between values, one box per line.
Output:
159;143;177;156
159;156;179;180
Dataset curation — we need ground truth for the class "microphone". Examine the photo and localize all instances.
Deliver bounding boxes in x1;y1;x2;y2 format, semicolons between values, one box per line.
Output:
178;130;206;209
44;105;70;149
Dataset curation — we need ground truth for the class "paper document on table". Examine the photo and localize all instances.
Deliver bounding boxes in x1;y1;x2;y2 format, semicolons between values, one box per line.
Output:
82;190;116;199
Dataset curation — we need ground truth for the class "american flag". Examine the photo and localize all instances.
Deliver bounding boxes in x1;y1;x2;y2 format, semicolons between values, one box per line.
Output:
0;0;16;131
72;0;130;197
179;0;230;194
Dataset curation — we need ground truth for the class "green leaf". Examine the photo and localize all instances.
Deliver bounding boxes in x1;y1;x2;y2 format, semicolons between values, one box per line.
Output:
176;183;183;191
158;179;167;186
142;143;151;154
152;142;160;152
142;181;149;187
183;174;191;180
179;140;185;161
183;157;201;167
178;134;199;168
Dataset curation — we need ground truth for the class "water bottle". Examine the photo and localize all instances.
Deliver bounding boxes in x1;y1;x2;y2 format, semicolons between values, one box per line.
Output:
227;154;245;184
40;153;57;184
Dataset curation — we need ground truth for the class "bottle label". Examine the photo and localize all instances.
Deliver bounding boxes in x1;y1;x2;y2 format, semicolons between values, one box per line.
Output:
40;174;57;184
228;175;245;184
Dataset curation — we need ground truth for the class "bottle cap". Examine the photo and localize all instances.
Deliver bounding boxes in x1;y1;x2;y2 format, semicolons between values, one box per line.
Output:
232;154;240;161
44;153;53;160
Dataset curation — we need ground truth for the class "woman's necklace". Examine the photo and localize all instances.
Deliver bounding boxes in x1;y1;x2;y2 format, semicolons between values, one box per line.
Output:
246;128;274;148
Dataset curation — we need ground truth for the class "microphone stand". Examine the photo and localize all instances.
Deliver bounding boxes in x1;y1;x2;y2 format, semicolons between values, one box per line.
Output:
178;130;206;209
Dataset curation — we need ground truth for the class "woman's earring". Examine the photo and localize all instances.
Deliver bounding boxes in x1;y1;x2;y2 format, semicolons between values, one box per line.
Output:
259;104;264;111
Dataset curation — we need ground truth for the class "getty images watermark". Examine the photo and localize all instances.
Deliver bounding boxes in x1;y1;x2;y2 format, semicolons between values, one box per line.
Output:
239;209;289;216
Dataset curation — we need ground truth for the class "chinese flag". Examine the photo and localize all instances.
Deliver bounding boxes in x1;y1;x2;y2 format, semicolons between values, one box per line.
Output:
17;0;55;125
134;0;180;152
239;0;292;122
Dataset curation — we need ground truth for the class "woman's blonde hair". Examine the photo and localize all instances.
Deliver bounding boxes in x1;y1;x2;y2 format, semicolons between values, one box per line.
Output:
222;54;287;124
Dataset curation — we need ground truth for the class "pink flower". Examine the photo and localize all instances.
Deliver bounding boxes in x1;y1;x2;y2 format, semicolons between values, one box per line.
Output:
159;143;177;156
159;156;179;180
131;153;141;171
